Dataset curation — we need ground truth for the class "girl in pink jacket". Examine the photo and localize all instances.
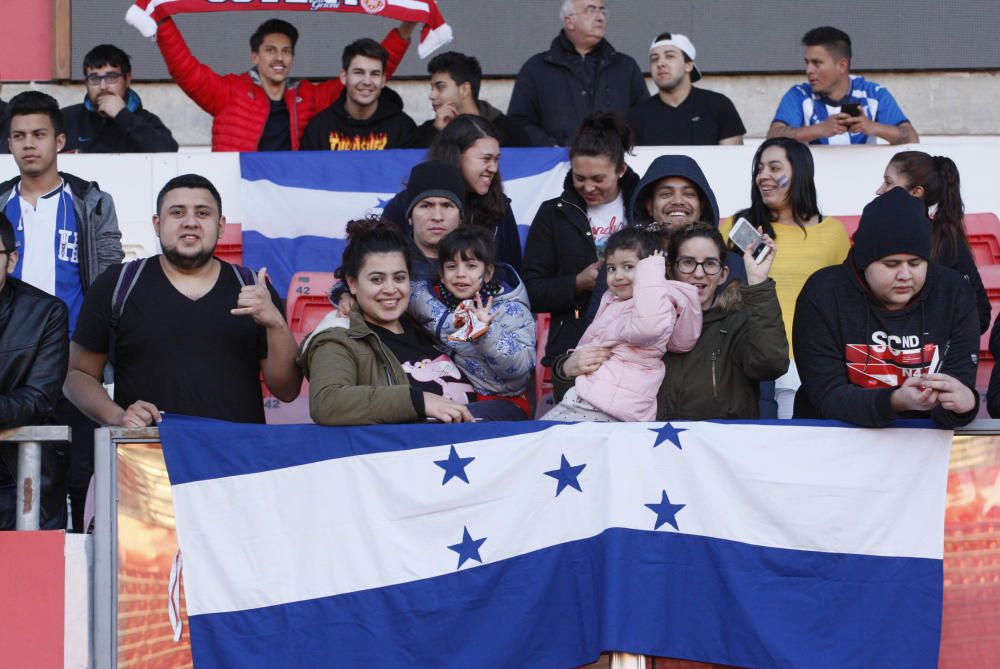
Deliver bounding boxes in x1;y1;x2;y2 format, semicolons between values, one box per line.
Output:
543;228;702;422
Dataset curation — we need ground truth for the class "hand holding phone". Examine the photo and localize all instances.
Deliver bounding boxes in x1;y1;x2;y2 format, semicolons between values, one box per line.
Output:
728;218;771;265
841;102;862;117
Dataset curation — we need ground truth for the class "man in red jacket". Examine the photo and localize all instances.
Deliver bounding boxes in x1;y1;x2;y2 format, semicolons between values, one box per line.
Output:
156;17;416;151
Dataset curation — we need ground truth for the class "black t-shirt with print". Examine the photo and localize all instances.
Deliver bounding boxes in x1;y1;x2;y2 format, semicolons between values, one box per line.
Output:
368;319;476;404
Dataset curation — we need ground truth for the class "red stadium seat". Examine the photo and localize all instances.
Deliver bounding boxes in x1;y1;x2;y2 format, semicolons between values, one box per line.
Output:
976;265;1000;392
286;272;339;342
534;314;554;418
965;213;1000;267
215;223;243;265
837;215;861;240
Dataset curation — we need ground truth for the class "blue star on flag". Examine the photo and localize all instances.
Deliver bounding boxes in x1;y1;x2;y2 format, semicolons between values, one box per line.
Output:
434;445;475;485
375;196;391;210
544;454;586;496
645;490;686;531
448;526;487;569
649;422;687;449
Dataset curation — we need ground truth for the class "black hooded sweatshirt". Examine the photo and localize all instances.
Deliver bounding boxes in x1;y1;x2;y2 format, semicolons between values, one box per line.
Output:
300;86;418;151
793;253;980;427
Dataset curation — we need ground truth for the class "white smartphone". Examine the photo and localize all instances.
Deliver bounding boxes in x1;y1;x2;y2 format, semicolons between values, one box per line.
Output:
728;217;771;265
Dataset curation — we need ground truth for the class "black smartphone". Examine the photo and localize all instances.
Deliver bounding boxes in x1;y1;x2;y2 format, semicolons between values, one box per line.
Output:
841;102;862;117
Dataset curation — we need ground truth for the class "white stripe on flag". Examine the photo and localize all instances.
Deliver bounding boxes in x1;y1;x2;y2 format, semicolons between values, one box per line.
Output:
172;422;950;616
241;179;390;239
505;160;570;229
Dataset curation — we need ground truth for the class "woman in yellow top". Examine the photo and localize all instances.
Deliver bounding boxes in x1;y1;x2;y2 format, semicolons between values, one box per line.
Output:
720;137;851;418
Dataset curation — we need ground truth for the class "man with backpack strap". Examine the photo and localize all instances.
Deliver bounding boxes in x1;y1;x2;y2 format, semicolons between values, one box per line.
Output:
64;174;301;427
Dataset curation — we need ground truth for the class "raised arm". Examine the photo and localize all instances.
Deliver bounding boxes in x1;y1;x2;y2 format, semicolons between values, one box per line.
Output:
156;18;231;116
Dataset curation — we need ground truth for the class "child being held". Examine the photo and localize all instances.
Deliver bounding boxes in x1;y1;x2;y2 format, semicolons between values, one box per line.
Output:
544;228;702;422
409;226;536;417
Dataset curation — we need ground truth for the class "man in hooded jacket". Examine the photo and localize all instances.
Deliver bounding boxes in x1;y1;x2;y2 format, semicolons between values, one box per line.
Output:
794;187;979;427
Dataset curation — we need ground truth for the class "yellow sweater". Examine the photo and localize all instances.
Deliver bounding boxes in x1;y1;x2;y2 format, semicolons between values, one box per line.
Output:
720;216;851;358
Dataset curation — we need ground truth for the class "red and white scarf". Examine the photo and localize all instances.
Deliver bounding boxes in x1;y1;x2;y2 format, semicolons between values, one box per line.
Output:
126;0;452;58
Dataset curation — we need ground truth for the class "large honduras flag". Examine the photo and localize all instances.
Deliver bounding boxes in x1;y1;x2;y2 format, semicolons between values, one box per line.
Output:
240;149;569;298
160;416;951;668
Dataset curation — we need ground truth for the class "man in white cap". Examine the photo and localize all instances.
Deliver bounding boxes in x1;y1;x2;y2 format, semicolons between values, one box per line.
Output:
627;31;745;146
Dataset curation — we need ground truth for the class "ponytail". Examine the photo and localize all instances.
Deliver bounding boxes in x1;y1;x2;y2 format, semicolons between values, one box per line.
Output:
888;151;968;263
930;155;967;264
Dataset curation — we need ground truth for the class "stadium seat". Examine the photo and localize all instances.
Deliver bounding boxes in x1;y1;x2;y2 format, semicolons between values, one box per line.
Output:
286;272;339;342
965;213;1000;268
976;265;1000;391
215;223;243;265
534;314;554;418
837;215;861;239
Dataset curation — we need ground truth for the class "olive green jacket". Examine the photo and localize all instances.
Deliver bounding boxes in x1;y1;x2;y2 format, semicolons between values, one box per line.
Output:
553;279;788;421
297;306;419;425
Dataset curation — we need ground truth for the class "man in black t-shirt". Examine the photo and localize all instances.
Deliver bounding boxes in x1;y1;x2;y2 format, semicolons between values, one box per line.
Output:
64;174;302;427
627;32;745;146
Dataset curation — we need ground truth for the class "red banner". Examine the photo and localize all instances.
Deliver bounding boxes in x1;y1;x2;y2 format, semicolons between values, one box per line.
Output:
126;0;452;57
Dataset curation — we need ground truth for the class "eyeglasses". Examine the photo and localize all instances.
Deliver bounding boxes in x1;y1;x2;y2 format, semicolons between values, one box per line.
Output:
85;72;124;87
569;5;608;17
674;257;722;275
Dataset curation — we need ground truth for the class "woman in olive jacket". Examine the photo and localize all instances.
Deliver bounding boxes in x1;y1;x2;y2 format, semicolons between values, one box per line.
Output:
553;224;789;420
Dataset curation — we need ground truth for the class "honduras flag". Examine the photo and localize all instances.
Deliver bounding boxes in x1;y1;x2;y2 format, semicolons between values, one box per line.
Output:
240;149;569;298
160;416;950;668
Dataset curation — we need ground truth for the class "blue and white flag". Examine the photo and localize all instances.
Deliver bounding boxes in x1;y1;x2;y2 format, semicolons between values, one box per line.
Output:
240;149;569;298
160;416;951;668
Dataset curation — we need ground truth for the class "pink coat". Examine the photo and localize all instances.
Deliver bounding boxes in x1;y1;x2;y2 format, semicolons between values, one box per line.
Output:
575;255;702;421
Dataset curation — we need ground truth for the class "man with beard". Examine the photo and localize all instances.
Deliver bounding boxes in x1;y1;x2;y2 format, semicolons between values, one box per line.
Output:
64;174;301;428
628;33;745;146
61;44;177;153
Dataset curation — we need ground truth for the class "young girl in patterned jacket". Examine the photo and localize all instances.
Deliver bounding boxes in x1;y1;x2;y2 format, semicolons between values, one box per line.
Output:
408;226;536;418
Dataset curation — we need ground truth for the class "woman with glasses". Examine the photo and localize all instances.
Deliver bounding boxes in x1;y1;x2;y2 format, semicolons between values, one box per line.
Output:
658;224;788;419
553;224;788;421
719;137;849;418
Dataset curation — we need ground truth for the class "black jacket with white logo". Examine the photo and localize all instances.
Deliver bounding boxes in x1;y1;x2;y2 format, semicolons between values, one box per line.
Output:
793;252;980;427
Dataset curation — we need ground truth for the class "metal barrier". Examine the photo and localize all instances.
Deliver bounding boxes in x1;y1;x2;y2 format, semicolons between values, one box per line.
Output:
0;425;72;530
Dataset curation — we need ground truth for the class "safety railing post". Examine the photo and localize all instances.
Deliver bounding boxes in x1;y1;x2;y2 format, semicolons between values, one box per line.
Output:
15;441;42;530
610;652;647;668
0;426;72;530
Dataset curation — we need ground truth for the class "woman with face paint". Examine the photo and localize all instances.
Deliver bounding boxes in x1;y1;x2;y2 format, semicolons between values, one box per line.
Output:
720;137;850;418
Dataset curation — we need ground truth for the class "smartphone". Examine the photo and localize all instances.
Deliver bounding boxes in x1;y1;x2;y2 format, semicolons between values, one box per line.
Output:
728;217;771;264
841;102;862;117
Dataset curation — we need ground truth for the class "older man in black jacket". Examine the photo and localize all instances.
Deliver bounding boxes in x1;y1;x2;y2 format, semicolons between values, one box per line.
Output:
508;0;647;146
0;211;70;530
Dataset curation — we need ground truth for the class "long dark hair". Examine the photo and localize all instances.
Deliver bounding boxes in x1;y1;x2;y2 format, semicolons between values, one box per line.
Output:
888;151;968;263
339;216;412;280
569;112;634;170
733;137;821;239
428;114;506;226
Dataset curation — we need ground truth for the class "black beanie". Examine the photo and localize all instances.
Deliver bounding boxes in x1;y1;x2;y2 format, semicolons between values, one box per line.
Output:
404;161;466;219
852;187;932;271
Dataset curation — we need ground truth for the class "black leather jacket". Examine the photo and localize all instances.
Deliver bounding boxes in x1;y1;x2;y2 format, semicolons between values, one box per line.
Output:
0;278;69;429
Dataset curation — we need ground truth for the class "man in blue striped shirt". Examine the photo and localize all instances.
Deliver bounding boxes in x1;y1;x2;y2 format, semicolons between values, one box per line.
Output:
767;26;919;146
